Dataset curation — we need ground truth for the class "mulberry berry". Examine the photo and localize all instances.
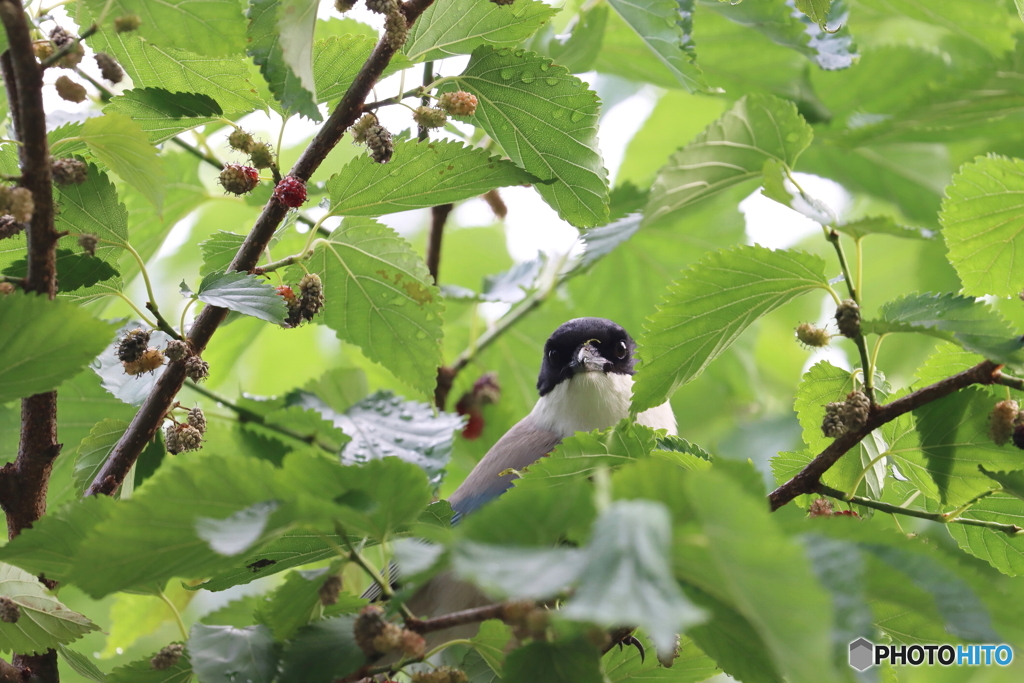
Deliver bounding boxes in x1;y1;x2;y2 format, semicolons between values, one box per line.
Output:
117;328;151;363
384;10;409;50
821;402;845;438
835;299;861;338
219;164;259;195
53;158;88;186
413;106;447;130
249;143;275;170
438;91;478;117
0;282;15;295
176;425;203;452
150;644;184;670
187;406;207;434
365;0;396;14
298;273;324;321
273;176;307;208
839;391;870;431
1013;424;1024;451
0;216;18;240
990;400;1019;446
55;75;86;103
350;113;377;144
77;233;98;256
335;0;357;12
95;53;124;84
808;498;833;517
49;27;74;48
319;575;341;605
8;188;34;223
490;0;516;5
366;124;394;164
114;15;142;33
0;597;19;624
123;348;165;376
795;322;830;348
164;339;189;362
354;605;387;657
185;356;210;382
228;128;256;153
371;622;405;654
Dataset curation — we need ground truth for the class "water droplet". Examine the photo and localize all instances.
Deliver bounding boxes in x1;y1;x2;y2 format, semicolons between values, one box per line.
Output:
392;297;406;306
499;68;514;80
520;71;535;84
425;313;435;321
399;411;414;421
381;408;392;416
551;108;564;119
424;446;435;455
570;109;585;122
539;63;549;72
514;49;525;57
395;436;404;443
496;47;512;56
545;77;558;86
416;330;427;339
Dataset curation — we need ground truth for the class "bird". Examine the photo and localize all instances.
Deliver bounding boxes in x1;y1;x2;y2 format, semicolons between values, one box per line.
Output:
387;317;678;644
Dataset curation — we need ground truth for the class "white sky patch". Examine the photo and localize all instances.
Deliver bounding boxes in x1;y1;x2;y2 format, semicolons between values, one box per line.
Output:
742;173;852;250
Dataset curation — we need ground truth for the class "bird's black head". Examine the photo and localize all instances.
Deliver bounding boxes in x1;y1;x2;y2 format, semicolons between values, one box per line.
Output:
536;317;636;396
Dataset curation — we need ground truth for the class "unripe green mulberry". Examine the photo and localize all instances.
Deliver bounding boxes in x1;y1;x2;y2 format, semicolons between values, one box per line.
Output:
249;143;275;170
835;299;860;338
298;273;324;321
384;10;409;50
55;75;86;103
229;128;256;153
795;322;830;348
413;106;447;129
365;0;396;14
438;91;478;117
350;113;377;144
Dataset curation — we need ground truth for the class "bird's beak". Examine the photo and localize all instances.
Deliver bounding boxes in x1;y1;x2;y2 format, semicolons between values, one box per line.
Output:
569;340;610;374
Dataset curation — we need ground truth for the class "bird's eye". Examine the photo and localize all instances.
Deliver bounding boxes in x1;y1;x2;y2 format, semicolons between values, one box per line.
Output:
615;340;628;360
548;349;559;361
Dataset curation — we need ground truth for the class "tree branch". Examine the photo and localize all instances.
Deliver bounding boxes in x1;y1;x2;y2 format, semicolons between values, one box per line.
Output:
769;360;1002;510
86;0;441;498
425;203;452;285
814;483;1022;535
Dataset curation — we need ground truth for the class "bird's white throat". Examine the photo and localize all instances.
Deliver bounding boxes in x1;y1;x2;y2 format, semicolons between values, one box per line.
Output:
529;372;677;437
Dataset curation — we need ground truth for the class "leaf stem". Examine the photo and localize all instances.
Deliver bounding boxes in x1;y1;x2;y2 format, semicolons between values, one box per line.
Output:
843;448;888;500
108;290;157;327
825;228;874;403
815;483;1021;535
178;297;197;338
158;588;189;641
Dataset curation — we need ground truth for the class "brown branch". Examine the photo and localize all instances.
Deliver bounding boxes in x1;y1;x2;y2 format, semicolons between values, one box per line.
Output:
404;601;510;634
769;360;1001;510
425;203;452;284
0;657;23;683
0;3;63;680
86;0;441;498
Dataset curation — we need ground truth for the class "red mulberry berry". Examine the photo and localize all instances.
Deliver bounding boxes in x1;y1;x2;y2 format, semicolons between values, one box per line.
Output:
273;176;307;208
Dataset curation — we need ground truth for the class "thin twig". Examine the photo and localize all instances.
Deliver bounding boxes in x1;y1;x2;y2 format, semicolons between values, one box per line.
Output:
814;484;1022;536
183;383;338;453
826;228;875;403
86;0;441;497
364;87;424;111
405;602;511;634
769;360;1002;510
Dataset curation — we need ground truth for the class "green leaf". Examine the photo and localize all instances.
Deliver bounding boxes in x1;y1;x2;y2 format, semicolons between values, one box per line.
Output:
91;324;173;407
795;0;831;26
575;213;642;272
683;590;783;683
2;249;119;294
327;140;537;216
82;113;166;212
104;88;224;143
632;245;829;413
254;563;363;640
504;639;603;683
248;0;321;120
852;0;1014;57
833;216;934;241
277;616;365;683
453;542;585;598
199;231;245;275
703;0;856;70
197;271;288;324
305;218;444;399
188;624;278;683
195;532;340;592
980;467;1024;501
404;0;558;63
58;644;107;682
470;620;513;675
100;584;194;658
297;390;461;485
941;155;1024;298
606;0;705;92
602;632;716;683
948;492;1024;575
0;292;117;403
86;33;264;113
645;94;813;225
863;293;1024;367
277;0;319;95
79;0;246;57
885;388;1023;506
564;501;705;659
681;469;836;683
449;46;608;228
313;34;374;105
0;562;99;654
196;501;281;556
530;5;607;74
72;419;128;495
107;648;192;683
